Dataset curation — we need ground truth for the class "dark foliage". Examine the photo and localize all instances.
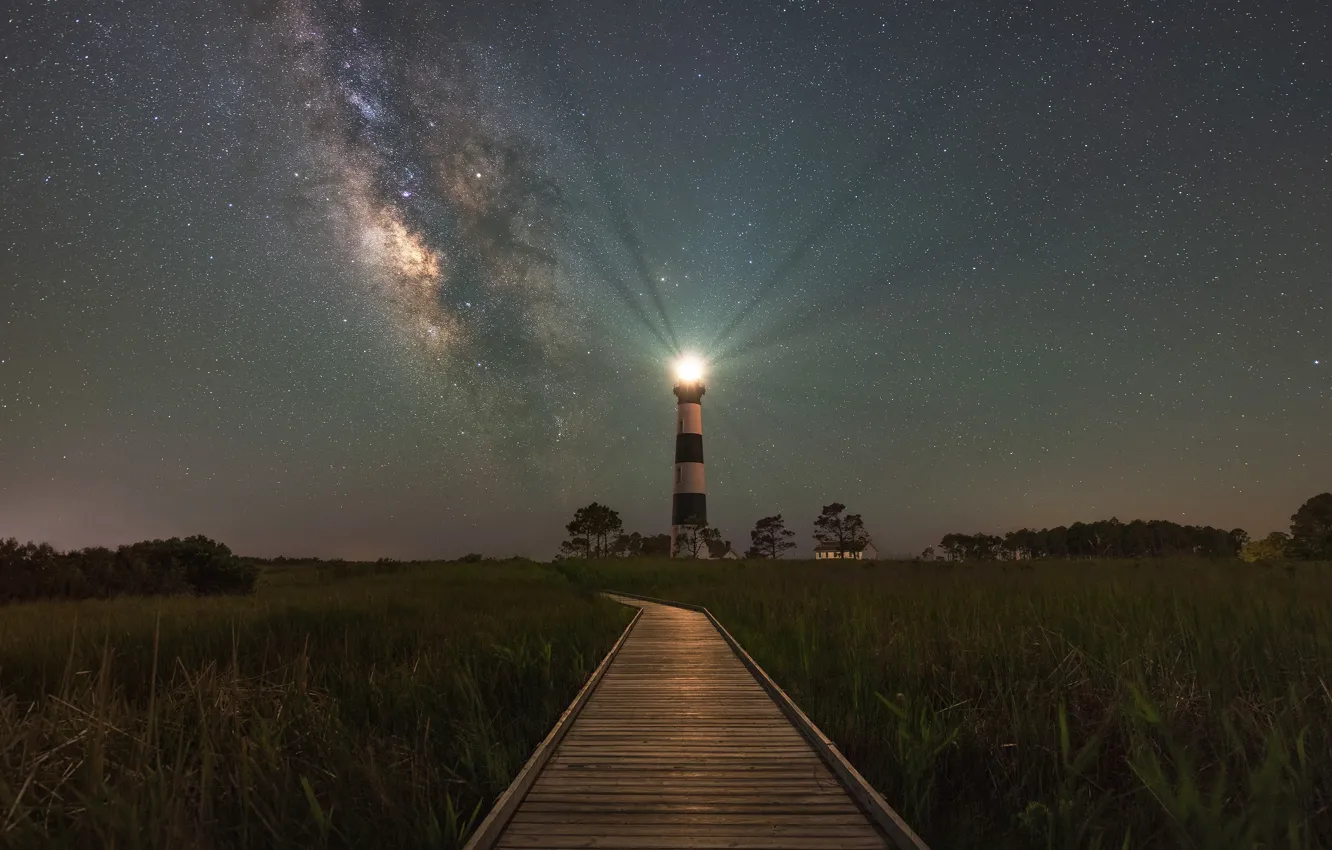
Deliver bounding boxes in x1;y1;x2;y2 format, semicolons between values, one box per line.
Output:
1289;493;1332;560
0;535;257;604
558;502;623;559
933;518;1248;561
673;517;721;559
812;503;871;553
746;514;796;559
705;535;735;559
611;531;671;557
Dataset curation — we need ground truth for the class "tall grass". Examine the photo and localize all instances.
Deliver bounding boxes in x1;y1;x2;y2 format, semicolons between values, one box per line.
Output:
0;561;631;848
5;556;1326;848
570;557;1332;849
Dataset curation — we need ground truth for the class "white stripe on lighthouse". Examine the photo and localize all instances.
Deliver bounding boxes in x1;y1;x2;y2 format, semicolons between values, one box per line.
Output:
677;403;702;435
674;462;706;493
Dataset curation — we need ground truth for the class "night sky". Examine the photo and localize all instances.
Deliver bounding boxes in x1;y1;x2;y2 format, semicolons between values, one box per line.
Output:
2;0;1328;559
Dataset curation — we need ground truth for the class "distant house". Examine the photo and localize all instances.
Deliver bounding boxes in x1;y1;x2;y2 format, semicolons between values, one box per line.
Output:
814;542;877;560
706;540;741;560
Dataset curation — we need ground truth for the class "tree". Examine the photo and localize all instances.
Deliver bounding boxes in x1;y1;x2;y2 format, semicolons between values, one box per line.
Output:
558;534;590;560
0;535;255;603
673;518;721;559
1228;528;1250;553
938;533;1002;561
1289;493;1332;560
559;503;623;559
706;536;734;559
640;533;672;557
812;503;871;555
612;532;645;557
745;515;796;559
609;531;672;558
1239;532;1289;563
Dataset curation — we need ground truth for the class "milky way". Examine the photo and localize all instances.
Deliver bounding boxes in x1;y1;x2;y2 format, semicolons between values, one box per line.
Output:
243;0;584;375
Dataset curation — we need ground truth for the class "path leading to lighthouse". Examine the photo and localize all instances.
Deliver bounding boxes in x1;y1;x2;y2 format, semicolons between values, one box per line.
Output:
465;595;926;850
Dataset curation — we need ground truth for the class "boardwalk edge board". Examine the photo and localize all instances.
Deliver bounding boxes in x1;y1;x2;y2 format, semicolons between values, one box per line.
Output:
462;606;644;850
605;590;931;850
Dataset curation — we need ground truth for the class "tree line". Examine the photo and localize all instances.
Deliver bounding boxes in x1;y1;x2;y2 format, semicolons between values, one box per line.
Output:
924;493;1332;562
927;521;1248;561
0;535;258;604
557;502;872;559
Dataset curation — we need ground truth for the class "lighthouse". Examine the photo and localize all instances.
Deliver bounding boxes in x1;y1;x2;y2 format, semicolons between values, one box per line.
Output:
671;356;707;556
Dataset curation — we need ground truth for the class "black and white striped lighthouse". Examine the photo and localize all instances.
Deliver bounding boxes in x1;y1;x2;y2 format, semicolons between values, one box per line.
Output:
671;356;707;556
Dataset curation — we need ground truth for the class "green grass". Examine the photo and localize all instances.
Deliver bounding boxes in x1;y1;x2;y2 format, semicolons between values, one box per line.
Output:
4;556;1328;849
561;557;1332;849
0;560;632;849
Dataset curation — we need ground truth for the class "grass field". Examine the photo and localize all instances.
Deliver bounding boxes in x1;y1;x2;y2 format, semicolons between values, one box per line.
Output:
0;560;631;849
566;557;1332;849
2;557;1329;849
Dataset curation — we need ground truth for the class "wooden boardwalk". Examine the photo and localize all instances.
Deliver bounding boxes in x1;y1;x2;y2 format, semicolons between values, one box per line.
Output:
466;595;927;850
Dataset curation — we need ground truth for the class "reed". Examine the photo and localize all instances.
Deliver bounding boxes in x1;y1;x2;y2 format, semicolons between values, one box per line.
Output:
4;555;1327;848
575;557;1332;849
0;561;630;849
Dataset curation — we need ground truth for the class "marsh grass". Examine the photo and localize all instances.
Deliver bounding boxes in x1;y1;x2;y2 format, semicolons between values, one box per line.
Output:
0;561;630;848
569;557;1332;849
4;555;1327;848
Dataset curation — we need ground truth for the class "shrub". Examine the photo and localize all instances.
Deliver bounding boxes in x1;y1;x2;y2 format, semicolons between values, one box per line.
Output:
0;535;257;604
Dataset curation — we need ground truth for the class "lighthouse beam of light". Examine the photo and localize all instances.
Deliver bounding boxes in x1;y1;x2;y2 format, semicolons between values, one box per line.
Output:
707;70;979;365
708;142;892;361
580;129;681;355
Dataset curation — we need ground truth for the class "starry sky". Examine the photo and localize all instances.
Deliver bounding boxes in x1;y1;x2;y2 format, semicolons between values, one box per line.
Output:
2;0;1328;559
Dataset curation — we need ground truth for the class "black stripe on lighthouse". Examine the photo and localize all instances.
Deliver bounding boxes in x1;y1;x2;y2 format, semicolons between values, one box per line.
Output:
674;433;704;464
673;493;707;526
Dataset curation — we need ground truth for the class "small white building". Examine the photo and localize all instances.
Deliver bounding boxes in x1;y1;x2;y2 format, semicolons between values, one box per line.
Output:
814;542;877;560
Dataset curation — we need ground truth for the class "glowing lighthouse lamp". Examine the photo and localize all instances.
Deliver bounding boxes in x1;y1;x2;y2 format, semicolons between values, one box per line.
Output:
670;355;708;557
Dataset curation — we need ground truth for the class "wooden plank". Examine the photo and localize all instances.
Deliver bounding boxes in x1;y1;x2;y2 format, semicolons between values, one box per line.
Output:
498;843;883;849
512;802;865;815
490;842;884;850
500;831;884;843
508;813;878;826
506;815;873;831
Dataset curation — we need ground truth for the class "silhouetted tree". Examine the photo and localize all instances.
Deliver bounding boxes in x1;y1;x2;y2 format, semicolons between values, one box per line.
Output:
933;518;1249;561
612;531;645;557
640;533;672;557
939;533;1003;561
812;503;870;554
673;518;721;559
1289;493;1332;560
560;502;623;559
706;537;734;559
611;531;672;557
1228;528;1250;552
0;535;255;604
558;535;590;559
745;515;796;559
